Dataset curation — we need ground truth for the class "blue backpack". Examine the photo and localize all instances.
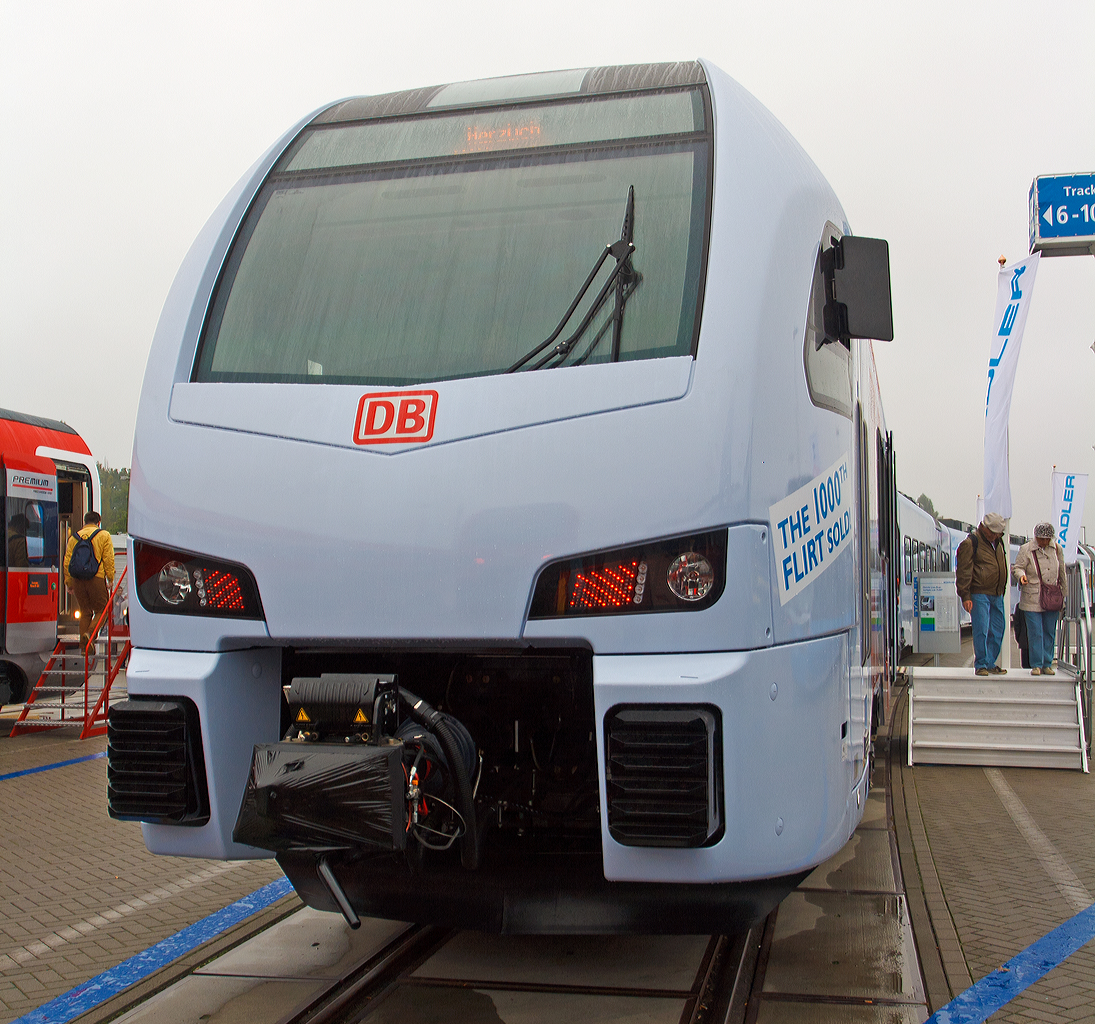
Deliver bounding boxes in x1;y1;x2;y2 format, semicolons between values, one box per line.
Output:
69;528;102;581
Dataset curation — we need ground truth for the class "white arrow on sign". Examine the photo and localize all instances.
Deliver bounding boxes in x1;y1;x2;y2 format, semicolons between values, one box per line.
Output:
1044;206;1054;226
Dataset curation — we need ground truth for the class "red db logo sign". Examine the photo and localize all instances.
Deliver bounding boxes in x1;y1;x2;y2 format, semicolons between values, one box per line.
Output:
353;390;438;445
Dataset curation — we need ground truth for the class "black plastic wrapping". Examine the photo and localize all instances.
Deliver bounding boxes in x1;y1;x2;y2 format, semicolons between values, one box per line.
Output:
233;742;405;853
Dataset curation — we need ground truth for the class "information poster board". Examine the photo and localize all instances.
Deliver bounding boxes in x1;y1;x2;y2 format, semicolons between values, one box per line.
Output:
913;572;961;654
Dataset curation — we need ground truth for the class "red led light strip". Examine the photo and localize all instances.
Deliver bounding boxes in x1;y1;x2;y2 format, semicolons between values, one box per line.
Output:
204;570;247;612
569;561;638;611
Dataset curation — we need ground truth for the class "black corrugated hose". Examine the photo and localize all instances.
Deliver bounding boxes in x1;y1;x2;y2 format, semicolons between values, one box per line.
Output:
399;688;480;869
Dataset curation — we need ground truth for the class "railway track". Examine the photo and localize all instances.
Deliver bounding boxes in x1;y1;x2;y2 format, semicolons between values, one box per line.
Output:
274;925;759;1024
84;686;924;1024
97;912;761;1024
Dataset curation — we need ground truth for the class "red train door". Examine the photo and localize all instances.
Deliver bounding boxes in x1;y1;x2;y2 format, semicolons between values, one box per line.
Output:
3;454;60;655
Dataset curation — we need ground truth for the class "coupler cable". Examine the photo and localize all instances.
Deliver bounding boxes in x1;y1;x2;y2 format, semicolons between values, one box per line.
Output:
399;688;480;870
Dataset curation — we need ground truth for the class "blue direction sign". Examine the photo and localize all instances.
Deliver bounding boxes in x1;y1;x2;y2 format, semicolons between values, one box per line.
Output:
1029;174;1095;256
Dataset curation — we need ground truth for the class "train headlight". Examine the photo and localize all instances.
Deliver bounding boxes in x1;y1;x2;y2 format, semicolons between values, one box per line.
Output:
134;541;264;619
158;562;192;605
528;529;726;619
666;552;714;601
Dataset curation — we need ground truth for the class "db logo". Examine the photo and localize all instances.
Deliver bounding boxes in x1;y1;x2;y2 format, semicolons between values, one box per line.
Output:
353;390;438;445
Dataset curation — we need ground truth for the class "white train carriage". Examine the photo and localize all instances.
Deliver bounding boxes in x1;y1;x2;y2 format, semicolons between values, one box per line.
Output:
896;493;950;651
944;523;974;629
109;60;897;933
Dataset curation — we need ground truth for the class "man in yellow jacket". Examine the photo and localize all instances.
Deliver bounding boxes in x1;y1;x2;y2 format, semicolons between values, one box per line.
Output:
63;511;116;652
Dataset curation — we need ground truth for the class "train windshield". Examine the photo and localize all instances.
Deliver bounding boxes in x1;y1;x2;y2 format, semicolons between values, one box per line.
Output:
194;88;710;386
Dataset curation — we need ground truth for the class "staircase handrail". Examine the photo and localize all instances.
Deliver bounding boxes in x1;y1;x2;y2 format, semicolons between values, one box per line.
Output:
1059;558;1093;754
1078;561;1092;751
8;566;131;739
78;567;131;739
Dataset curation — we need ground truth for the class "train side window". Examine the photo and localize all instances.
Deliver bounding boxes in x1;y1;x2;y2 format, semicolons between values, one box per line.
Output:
904;536;912;585
5;498;58;568
25;503;45;563
803;227;853;418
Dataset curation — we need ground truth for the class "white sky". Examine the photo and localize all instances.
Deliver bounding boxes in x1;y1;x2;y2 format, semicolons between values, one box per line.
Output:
2;1;1093;539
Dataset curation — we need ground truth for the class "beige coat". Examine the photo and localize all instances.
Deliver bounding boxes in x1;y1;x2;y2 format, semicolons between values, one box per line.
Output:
1011;541;1066;613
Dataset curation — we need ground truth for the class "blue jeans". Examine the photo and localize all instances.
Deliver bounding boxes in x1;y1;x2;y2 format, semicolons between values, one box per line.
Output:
1025;609;1059;669
971;594;1005;670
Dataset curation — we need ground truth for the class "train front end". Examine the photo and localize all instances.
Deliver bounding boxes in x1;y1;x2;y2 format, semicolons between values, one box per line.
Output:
115;60;887;932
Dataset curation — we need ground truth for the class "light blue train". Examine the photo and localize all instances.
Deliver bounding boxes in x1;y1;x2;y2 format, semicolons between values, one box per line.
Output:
109;60;898;934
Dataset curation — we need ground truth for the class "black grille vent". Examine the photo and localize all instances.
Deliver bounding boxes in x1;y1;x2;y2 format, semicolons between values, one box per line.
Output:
605;705;721;848
108;699;209;825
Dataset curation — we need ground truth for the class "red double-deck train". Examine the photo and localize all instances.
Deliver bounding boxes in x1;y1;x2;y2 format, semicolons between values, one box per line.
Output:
1;408;100;705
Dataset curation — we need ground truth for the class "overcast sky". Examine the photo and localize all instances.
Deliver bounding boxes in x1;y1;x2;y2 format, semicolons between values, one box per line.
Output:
2;1;1093;539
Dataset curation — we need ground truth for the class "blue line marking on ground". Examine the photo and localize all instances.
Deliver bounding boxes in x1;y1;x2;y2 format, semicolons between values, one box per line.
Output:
11;876;293;1024
0;752;106;782
927;902;1095;1023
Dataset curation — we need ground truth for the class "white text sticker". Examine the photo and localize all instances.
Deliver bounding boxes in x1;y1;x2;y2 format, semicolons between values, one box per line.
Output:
769;455;852;605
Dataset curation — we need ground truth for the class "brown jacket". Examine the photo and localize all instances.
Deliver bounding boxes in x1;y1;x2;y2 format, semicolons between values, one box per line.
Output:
955;526;1007;601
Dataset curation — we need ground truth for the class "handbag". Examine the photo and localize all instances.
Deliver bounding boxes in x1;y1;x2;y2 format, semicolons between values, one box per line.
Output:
1032;544;1064;612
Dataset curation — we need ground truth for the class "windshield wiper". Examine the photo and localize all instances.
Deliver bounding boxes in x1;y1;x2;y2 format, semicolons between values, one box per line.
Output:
507;186;638;373
570;276;642;366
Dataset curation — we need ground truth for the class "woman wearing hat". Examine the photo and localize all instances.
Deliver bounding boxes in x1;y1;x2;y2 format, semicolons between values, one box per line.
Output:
1012;523;1067;675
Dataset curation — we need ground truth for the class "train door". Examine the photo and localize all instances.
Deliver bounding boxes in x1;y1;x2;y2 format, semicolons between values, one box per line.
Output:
2;455;60;655
851;401;871;778
876;430;898;723
53;460;94;630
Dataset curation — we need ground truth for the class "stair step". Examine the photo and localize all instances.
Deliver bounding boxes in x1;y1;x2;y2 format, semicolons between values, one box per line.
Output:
913;682;1076;699
914;717;1079;730
914;694;1076;705
913;701;1078;722
908;747;1083;769
912;739;1082;753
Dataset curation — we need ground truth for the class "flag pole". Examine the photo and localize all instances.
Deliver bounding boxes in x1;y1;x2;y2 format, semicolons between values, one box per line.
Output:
998;255;1012;673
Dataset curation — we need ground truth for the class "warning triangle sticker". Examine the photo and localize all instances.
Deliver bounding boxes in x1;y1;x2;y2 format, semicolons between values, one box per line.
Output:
353;708;370;725
295;708;312;723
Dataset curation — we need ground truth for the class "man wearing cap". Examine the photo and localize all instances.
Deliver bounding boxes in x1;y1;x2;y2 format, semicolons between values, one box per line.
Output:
955;512;1008;676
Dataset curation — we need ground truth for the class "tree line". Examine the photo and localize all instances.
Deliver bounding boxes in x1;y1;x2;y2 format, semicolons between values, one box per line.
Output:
97;463;130;534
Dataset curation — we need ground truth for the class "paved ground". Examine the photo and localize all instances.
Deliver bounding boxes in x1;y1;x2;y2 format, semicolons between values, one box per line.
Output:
0;728;285;1023
896;635;1095;1023
3;635;1094;1024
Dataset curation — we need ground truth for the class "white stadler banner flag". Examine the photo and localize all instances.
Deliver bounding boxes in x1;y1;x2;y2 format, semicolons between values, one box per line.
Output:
983;251;1041;518
1051;471;1088;563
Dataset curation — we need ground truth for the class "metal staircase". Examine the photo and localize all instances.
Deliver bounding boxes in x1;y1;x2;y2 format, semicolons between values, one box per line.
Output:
908;665;1088;771
9;568;131;740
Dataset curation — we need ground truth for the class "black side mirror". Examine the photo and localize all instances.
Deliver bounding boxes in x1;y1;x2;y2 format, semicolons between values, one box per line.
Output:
820;235;893;345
